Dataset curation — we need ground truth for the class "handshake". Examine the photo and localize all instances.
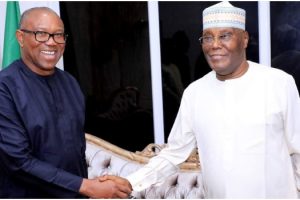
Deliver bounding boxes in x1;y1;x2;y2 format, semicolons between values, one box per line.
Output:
79;174;133;199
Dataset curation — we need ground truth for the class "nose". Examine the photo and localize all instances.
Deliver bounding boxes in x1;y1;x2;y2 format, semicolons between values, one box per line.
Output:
211;37;222;48
45;35;57;45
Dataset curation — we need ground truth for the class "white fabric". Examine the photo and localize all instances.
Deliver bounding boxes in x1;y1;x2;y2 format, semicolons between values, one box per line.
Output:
127;61;300;198
203;1;246;30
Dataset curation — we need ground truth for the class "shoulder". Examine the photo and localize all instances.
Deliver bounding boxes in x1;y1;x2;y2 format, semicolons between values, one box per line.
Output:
184;71;214;93
180;71;215;104
248;60;293;81
54;68;83;96
55;68;80;85
248;61;297;95
0;60;21;78
0;60;23;87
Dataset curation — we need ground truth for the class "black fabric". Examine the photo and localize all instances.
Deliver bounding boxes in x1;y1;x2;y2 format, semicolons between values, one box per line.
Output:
0;59;87;198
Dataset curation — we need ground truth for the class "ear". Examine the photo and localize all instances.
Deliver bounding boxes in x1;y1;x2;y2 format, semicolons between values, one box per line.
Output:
16;30;24;47
243;31;249;49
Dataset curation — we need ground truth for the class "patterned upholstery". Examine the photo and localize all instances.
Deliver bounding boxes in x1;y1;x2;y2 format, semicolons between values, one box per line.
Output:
85;133;204;199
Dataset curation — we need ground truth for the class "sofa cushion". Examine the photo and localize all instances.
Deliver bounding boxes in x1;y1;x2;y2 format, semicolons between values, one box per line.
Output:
85;133;204;199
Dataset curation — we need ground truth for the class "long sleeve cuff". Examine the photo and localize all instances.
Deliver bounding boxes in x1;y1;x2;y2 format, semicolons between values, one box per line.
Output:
126;157;179;191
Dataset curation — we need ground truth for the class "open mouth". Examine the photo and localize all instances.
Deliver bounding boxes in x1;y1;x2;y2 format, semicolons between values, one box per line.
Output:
41;50;56;55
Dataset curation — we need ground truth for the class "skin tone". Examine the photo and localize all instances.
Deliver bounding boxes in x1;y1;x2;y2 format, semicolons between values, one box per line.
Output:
15;8;132;198
80;175;133;198
201;27;249;81
16;8;65;76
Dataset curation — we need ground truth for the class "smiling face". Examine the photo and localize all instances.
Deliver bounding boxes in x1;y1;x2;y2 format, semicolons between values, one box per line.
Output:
202;27;249;80
16;8;65;76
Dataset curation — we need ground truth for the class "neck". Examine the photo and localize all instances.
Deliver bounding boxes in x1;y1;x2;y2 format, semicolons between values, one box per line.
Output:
216;61;249;81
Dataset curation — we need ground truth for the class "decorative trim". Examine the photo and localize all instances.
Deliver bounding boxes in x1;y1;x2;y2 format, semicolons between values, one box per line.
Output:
85;133;200;171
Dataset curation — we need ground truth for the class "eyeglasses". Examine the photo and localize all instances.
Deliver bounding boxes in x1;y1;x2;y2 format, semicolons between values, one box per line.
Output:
199;32;233;46
20;29;68;44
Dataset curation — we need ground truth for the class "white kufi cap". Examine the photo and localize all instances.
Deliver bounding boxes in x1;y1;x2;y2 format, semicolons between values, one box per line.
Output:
203;1;246;30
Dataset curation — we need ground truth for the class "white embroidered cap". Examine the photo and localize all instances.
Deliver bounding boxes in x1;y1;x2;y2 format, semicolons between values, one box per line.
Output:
203;1;246;30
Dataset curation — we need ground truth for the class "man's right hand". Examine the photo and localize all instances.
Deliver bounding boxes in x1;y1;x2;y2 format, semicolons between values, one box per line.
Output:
79;178;132;198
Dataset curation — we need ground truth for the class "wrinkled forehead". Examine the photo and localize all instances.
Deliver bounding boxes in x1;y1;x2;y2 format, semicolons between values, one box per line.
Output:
202;27;237;35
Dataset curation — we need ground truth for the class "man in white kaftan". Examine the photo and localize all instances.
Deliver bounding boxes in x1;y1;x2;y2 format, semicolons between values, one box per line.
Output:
127;60;300;198
125;1;300;198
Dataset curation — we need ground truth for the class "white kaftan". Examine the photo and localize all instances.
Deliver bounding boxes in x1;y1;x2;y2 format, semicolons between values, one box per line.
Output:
126;61;300;198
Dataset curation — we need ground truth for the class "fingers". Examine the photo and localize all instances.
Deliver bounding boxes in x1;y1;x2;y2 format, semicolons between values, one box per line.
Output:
99;175;133;191
98;175;107;182
95;175;133;198
107;178;132;198
115;182;132;195
79;178;132;199
115;190;132;199
103;179;132;199
103;175;118;181
106;175;132;185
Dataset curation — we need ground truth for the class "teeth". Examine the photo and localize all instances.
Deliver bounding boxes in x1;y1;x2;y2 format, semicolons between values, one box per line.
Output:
41;51;55;55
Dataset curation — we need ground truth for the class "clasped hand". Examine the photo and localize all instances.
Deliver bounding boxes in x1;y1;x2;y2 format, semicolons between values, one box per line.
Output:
79;175;133;198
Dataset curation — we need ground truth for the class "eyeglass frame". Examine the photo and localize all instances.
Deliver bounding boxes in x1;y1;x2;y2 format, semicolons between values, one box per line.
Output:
20;29;68;44
198;32;235;46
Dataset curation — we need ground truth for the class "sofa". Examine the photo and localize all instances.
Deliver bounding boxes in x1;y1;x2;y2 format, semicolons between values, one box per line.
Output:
85;133;204;199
